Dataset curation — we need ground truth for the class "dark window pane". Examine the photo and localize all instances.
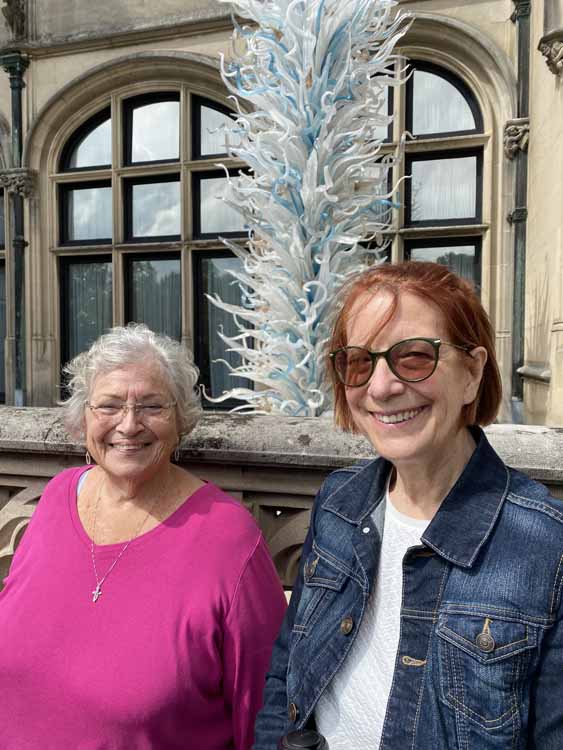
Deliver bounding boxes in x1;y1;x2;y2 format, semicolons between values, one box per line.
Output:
195;253;252;404
60;108;112;171
197;175;245;235
200;105;237;155
68;117;112;169
62;259;112;363
408;155;478;223
0;262;5;401
64;185;112;242
131;100;179;163
411;69;477;136
126;256;181;340
409;245;477;282
0;191;4;249
130;179;181;238
405;239;481;291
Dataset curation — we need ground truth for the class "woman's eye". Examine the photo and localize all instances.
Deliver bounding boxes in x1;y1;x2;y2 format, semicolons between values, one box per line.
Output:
97;405;120;414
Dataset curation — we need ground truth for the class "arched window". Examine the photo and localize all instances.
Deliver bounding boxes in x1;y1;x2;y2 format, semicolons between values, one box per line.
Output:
54;88;246;406
382;60;485;289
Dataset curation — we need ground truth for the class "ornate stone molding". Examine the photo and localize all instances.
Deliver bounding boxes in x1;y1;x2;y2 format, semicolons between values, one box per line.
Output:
504;117;529;159
507;207;528;225
0;168;36;197
511;0;531;22
1;0;26;40
539;34;563;76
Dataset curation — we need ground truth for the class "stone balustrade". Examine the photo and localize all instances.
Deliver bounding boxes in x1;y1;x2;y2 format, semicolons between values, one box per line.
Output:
0;408;561;588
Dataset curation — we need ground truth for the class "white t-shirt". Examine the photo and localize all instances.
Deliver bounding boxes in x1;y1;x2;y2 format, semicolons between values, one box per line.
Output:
315;487;430;750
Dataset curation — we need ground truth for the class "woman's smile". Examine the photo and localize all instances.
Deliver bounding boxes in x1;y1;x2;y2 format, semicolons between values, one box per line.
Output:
371;405;429;425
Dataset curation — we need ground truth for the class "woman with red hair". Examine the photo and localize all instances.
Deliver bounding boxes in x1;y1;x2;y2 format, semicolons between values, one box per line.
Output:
254;262;563;750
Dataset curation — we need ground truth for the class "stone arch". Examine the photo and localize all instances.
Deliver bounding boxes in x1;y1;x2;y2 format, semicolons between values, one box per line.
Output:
22;51;231;406
23;50;227;173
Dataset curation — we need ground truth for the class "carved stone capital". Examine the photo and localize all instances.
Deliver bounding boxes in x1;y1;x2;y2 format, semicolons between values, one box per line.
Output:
539;33;563;76
507;207;528;225
504;118;529;159
0;50;29;89
511;0;531;22
1;0;26;40
0;168;37;197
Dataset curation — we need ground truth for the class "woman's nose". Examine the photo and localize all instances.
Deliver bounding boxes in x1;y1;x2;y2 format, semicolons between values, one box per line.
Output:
116;405;144;432
365;356;405;399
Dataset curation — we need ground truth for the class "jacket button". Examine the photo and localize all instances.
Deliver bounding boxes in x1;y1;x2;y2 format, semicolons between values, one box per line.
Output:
288;702;299;722
304;557;318;579
476;632;495;652
340;616;354;635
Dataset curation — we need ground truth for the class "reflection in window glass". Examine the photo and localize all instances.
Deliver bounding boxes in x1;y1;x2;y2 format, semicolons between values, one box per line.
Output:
409;156;477;222
199;255;251;400
64;260;112;362
131;100;180;163
131;180;181;238
0;191;4;248
66;186;112;241
0;262;5;400
68;118;112;168
200;106;237;155
373;86;391;142
357;162;392;223
408;244;477;284
199;177;245;235
412;70;476;136
127;257;181;339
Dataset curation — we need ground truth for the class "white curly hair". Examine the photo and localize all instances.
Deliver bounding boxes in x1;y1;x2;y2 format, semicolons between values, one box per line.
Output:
60;323;202;440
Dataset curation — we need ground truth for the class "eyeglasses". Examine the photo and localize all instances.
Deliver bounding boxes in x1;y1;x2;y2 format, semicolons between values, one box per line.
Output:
329;337;472;388
86;402;177;423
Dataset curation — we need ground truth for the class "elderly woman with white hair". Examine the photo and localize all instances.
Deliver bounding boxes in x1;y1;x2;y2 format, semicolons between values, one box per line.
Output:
0;324;286;750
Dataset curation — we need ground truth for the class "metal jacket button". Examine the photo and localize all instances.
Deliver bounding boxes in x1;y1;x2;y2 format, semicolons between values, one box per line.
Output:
476;632;495;652
288;702;299;722
340;616;354;635
476;617;495;652
304;557;318;579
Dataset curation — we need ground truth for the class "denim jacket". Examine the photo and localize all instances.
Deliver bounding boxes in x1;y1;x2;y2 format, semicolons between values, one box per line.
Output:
253;428;563;750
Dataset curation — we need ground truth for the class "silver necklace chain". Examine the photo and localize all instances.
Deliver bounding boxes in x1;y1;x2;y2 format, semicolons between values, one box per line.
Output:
89;476;165;603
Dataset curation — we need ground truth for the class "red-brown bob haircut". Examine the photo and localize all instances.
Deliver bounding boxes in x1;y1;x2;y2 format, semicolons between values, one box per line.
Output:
329;261;502;432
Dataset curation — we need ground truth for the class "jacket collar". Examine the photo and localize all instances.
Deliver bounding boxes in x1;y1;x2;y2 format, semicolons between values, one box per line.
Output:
322;427;510;569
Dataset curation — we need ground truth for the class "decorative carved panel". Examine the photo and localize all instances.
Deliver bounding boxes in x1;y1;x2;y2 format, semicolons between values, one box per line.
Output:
504;118;529;159
1;0;26;40
0;479;46;584
0;168;37;198
539;38;563;76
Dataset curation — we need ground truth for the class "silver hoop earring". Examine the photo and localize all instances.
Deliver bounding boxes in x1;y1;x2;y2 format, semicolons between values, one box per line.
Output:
85;450;91;465
174;446;180;463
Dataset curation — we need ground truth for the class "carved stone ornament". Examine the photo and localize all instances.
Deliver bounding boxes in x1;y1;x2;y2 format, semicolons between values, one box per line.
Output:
1;0;26;40
539;38;563;76
0;168;36;197
504;118;529;159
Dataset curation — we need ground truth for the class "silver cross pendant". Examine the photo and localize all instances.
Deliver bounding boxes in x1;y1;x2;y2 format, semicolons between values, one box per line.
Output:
92;584;102;603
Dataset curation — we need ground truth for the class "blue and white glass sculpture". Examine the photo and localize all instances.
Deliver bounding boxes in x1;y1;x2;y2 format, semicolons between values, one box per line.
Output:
208;0;409;416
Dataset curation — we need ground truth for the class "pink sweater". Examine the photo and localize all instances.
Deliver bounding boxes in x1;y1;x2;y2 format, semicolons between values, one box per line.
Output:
0;466;286;749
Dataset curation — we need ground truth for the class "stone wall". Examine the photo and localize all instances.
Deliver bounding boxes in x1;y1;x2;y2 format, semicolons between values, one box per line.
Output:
0;408;562;588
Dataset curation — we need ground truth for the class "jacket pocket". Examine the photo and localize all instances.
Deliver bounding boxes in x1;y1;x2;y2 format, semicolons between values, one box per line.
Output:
437;612;538;731
292;544;348;636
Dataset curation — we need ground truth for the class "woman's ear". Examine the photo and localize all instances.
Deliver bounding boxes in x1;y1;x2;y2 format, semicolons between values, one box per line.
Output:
463;346;488;405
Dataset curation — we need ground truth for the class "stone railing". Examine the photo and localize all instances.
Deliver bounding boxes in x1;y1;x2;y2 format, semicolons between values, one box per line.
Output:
0;408;562;587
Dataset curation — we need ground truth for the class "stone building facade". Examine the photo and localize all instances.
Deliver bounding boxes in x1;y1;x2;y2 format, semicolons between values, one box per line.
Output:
0;0;561;425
